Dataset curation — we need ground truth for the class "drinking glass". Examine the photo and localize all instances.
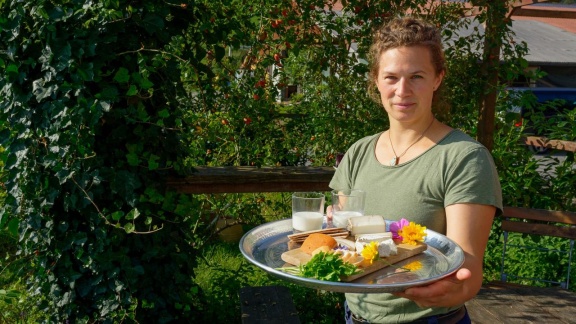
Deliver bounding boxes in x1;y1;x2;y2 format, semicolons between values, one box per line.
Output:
331;189;365;228
291;192;325;232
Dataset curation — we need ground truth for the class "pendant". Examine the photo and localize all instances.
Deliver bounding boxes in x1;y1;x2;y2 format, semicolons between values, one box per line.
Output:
389;157;397;166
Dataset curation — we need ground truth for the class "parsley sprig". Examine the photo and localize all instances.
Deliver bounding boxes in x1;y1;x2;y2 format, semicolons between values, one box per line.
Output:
277;251;361;282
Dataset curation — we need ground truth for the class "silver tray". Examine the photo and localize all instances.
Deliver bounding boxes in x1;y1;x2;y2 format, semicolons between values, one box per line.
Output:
239;218;464;293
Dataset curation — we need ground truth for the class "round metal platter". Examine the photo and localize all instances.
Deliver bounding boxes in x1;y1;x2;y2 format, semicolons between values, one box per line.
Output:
239;218;464;293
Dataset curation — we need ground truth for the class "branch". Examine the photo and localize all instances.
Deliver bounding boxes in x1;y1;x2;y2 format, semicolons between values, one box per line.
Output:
71;177;164;234
116;43;189;63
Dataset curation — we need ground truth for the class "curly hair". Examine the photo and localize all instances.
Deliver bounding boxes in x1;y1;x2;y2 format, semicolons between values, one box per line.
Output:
367;17;449;119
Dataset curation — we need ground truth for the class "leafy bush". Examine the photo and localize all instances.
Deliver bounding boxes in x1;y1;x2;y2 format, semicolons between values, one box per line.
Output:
0;1;211;321
483;93;576;289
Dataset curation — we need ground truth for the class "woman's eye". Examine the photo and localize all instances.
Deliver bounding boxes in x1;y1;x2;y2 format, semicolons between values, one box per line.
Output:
412;75;423;79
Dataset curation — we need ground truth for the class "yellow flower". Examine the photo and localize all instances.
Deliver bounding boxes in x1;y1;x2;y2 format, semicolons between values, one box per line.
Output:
361;241;379;265
402;260;423;271
398;222;427;245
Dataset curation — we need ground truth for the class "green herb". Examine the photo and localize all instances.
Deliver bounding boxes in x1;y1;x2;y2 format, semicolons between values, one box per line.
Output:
277;252;361;282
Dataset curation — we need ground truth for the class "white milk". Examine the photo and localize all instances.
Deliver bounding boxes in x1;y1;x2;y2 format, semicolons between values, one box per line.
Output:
292;211;323;232
333;210;363;228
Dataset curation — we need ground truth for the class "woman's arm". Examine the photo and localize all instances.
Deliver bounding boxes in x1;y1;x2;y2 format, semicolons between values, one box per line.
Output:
394;203;495;308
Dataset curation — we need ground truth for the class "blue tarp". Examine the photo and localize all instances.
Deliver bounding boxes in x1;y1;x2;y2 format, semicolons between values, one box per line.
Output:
508;87;576;104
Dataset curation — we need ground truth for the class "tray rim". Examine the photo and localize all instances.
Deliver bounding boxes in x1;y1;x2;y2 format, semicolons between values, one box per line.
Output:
239;218;465;293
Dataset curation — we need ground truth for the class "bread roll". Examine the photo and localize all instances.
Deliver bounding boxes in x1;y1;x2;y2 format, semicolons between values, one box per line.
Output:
300;233;337;255
311;246;331;256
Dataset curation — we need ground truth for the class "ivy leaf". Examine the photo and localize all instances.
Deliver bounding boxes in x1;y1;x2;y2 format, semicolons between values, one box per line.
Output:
140;78;154;90
111;211;124;221
126;85;138;96
158;109;169;118
99;86;119;100
6;64;18;81
32;79;57;102
125;208;140;221
100;101;111;112
113;67;130;83
126;152;140;166
7;219;19;237
148;155;159;170
56;168;75;185
124;223;135;233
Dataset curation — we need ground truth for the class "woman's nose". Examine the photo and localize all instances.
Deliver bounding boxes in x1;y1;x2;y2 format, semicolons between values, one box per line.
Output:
395;78;412;96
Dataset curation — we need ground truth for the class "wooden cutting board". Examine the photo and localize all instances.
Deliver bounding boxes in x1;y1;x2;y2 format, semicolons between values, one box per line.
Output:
280;242;427;282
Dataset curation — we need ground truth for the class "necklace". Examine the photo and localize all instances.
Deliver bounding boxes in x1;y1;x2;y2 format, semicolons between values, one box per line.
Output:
388;118;435;166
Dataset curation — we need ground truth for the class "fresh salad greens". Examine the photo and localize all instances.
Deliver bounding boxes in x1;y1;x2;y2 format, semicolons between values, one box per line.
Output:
277;251;361;282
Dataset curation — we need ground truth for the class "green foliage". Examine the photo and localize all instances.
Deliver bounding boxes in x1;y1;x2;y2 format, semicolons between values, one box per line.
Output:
483;93;576;289
0;0;213;321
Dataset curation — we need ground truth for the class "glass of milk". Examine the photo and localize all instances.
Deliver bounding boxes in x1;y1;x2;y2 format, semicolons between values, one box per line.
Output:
331;189;365;228
291;192;325;233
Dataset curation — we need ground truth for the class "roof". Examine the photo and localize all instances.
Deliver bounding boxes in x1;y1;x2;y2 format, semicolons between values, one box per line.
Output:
512;3;576;33
509;19;576;66
449;17;576;67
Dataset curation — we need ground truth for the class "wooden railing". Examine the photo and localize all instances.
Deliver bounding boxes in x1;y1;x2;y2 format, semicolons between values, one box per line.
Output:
166;166;335;194
523;136;576;152
499;206;576;288
166;137;574;195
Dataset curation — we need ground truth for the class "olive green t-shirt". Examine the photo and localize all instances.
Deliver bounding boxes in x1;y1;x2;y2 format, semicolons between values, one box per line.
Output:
330;129;503;323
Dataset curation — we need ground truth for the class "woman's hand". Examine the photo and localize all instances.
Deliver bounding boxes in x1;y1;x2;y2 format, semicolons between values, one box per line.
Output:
395;203;495;308
393;267;472;308
326;205;333;221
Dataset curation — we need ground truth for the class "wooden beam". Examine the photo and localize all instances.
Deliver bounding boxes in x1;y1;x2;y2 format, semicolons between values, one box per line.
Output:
512;7;576;19
502;220;576;239
166;166;335;194
503;207;576;225
510;0;554;7
523;136;576;152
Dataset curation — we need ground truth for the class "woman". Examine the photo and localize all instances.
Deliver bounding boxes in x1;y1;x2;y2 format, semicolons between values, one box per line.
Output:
329;17;502;323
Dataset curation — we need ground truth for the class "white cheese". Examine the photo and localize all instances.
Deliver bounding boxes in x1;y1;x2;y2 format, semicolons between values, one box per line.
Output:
355;232;392;243
354;236;398;258
377;238;397;257
347;215;386;236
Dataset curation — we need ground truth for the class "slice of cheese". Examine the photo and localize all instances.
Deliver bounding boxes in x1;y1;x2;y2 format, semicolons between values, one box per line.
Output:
376;238;397;257
355;233;398;258
347;215;386;236
355;232;392;243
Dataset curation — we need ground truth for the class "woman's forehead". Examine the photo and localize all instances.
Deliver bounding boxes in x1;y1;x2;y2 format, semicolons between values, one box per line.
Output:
378;46;435;71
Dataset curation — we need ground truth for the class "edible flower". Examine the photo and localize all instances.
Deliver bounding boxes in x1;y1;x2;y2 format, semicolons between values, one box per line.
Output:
398;221;427;245
360;241;379;265
402;260;423;271
389;218;410;240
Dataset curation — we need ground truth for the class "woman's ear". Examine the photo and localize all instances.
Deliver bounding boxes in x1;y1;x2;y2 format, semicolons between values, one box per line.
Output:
434;71;445;91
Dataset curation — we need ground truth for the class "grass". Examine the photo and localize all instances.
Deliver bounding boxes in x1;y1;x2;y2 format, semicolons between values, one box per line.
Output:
0;231;45;323
193;240;345;323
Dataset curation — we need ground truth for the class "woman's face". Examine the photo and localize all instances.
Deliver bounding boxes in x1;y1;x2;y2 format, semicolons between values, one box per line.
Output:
375;45;444;123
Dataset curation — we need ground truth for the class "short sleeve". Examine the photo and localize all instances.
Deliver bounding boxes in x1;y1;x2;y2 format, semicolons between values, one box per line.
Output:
444;146;503;215
329;151;353;191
